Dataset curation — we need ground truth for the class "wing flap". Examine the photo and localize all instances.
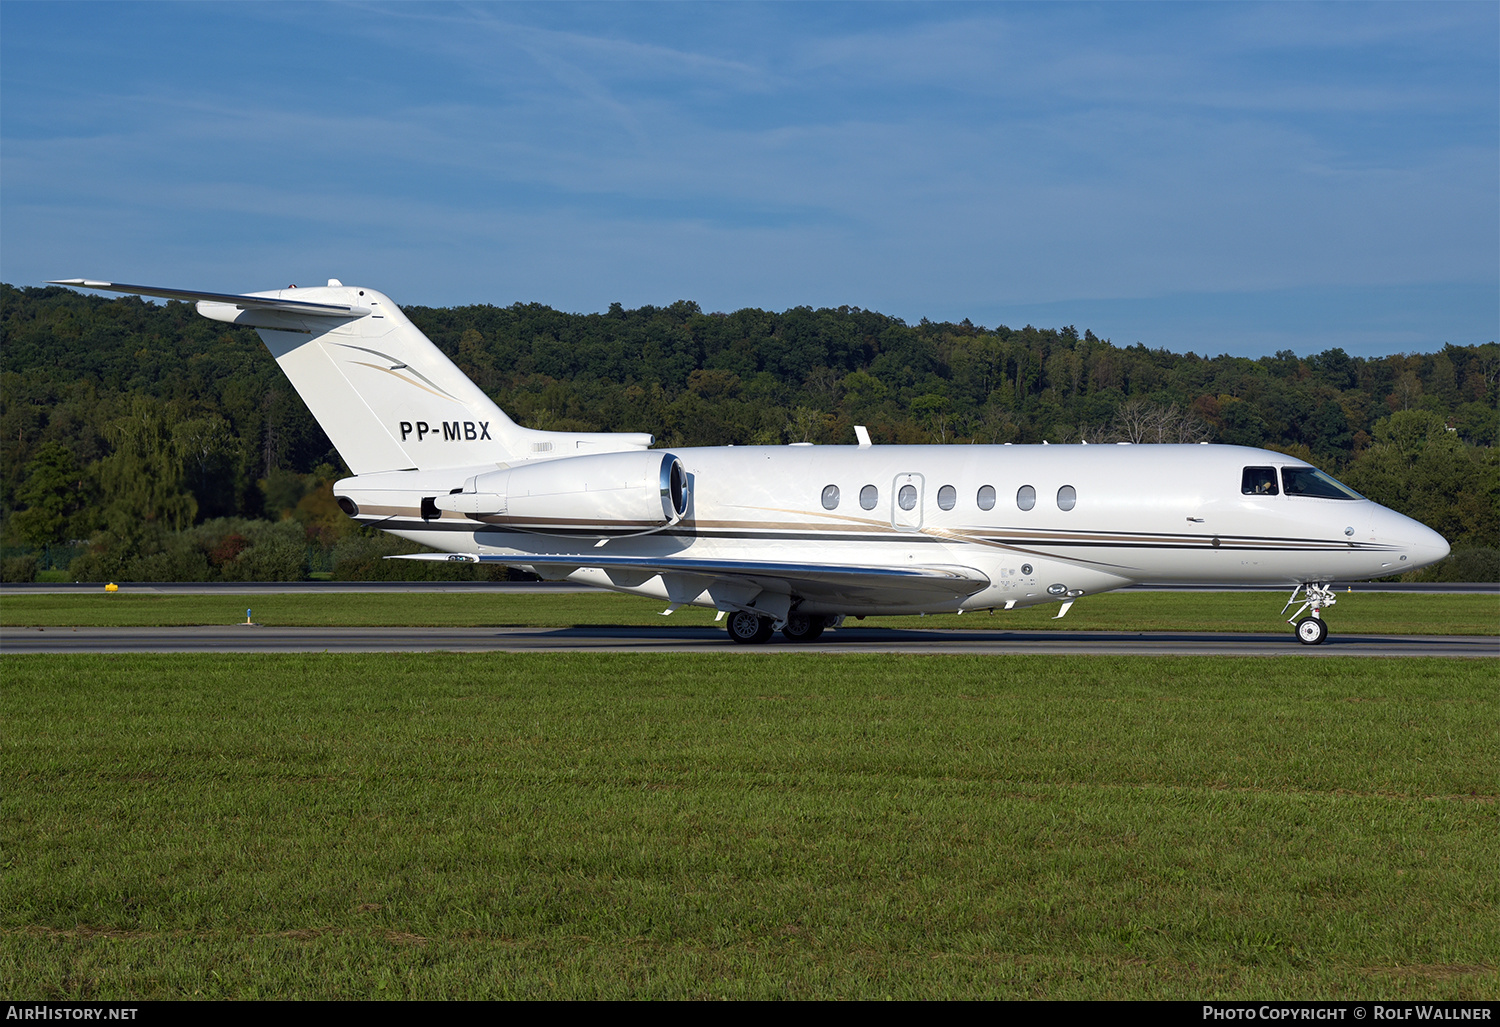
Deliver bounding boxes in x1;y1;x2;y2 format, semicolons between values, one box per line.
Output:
391;552;991;605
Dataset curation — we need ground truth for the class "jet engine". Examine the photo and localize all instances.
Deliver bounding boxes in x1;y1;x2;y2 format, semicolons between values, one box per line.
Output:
434;450;688;536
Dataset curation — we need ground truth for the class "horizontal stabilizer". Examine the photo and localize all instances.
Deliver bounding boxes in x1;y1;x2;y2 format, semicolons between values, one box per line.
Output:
48;280;368;317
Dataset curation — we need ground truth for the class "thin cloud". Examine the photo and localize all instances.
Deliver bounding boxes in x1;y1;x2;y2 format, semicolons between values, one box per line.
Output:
2;2;1493;355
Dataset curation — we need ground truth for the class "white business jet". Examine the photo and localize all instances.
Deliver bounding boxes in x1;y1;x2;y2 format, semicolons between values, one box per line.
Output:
51;279;1450;645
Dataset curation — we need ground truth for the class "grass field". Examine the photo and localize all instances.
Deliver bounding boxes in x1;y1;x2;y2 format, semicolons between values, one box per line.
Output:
2;588;1497;634
2;653;1496;999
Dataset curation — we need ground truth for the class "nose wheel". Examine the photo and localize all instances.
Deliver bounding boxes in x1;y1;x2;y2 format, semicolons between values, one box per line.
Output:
1295;616;1328;645
1283;584;1336;645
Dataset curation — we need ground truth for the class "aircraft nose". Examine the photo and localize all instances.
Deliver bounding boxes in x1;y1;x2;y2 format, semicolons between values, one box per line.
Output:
1408;522;1450;570
1384;511;1449;573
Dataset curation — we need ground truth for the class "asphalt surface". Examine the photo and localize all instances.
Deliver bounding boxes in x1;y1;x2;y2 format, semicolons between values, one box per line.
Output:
3;623;1493;657
4;581;1496;595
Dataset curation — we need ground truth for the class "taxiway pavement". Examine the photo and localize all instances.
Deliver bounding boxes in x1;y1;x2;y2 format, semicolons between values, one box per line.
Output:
3;624;1493;657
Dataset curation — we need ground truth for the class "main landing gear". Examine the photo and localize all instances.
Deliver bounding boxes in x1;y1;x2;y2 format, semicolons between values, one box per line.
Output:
724;610;830;644
726;609;775;644
1282;583;1336;645
780;612;826;642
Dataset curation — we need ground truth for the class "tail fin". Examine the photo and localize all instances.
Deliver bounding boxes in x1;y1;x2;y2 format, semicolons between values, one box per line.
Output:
49;280;652;474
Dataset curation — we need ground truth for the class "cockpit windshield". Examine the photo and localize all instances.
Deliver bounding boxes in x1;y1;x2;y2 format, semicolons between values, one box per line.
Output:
1281;467;1364;500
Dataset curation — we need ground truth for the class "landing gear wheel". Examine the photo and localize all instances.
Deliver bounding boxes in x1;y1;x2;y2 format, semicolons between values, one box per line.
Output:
727;610;775;644
781;613;826;642
1295;617;1328;646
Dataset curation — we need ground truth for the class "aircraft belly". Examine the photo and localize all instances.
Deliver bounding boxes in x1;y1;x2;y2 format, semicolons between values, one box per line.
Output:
385;527;471;551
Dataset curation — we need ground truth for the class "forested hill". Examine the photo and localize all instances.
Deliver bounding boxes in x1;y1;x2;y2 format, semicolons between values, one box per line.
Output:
1;283;1496;581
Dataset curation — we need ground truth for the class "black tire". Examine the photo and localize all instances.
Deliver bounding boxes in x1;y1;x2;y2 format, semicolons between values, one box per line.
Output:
781;613;826;642
727;610;774;644
1295;616;1328;645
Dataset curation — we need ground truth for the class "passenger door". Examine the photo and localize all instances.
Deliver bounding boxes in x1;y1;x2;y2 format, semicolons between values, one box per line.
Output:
892;472;924;531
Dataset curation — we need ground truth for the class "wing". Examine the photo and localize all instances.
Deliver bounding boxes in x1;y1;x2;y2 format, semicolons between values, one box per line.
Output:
394;552;991;609
48;280;367;317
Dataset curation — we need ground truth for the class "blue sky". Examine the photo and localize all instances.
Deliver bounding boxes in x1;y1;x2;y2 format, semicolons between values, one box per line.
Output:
2;1;1495;358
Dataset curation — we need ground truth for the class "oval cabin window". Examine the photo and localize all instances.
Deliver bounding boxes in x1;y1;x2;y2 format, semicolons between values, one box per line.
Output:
1057;485;1076;511
898;484;917;511
976;485;995;511
937;484;956;510
1017;485;1036;511
860;485;878;510
821;484;840;510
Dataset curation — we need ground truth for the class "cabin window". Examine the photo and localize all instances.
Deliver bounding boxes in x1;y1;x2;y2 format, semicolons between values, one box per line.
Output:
1242;467;1278;495
821;485;840;510
977;485;996;511
1017;485;1036;511
898;484;918;511
860;484;878;510
937;484;956;511
1057;485;1076;511
1282;467;1364;500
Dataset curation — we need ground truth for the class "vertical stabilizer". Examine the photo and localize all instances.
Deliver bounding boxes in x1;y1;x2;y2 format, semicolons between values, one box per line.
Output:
200;286;516;473
49;280;653;474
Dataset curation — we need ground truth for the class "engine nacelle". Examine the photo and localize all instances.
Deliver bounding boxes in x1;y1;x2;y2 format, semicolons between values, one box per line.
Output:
433;450;688;536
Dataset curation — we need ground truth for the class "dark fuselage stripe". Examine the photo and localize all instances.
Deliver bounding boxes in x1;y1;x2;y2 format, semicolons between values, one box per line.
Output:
368;517;1383;554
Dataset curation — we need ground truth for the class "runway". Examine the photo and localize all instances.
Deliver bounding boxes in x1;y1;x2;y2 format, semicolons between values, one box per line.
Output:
3;624;1493;656
8;581;1494;594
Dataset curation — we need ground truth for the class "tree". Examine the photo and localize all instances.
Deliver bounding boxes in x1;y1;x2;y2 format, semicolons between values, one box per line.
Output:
1110;399;1210;444
1342;411;1499;548
1218;400;1268;448
784;406;826;444
174;415;239;520
97;397;197;534
10;442;93;547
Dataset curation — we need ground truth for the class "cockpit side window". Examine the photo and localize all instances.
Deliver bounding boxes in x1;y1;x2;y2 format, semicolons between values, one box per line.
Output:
1241;467;1278;496
1281;467;1364;500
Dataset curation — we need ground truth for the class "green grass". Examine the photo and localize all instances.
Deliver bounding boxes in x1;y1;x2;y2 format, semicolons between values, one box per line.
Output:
1;588;1496;634
2;653;1496;999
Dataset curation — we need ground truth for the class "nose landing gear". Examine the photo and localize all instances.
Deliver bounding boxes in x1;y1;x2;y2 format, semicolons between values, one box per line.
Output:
1295;616;1329;645
1283;583;1336;645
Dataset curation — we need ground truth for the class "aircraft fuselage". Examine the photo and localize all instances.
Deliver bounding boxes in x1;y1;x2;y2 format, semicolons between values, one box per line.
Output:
342;442;1447;616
